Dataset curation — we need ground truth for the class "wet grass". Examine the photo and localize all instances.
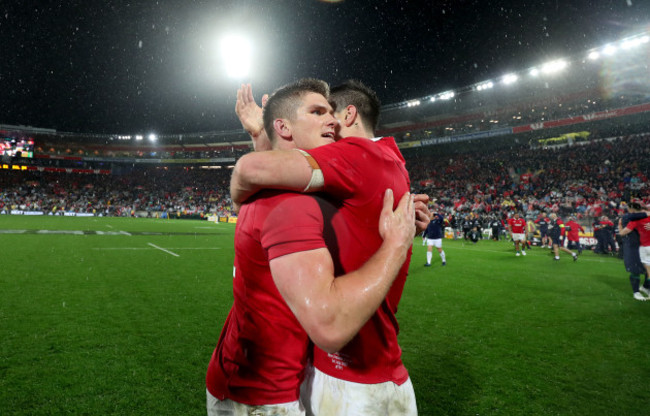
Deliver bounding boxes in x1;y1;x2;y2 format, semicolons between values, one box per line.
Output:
1;216;648;415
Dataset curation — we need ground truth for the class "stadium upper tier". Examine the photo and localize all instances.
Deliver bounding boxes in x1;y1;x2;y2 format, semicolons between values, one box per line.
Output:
2;32;649;164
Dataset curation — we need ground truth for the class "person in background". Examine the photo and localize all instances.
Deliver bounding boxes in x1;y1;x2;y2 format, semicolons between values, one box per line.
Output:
549;213;578;261
617;202;650;301
535;212;551;248
508;211;527;256
489;215;501;241
601;215;617;255
565;215;584;255
468;226;481;244
423;208;447;267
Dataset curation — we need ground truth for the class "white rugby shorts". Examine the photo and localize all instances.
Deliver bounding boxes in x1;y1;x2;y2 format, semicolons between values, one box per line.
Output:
206;389;305;416
302;367;417;416
640;246;650;266
512;233;526;242
426;238;443;248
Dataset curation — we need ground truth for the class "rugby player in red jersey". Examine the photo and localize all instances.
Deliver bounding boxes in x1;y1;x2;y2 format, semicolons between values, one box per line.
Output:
508;211;527;256
225;80;426;414
206;79;419;415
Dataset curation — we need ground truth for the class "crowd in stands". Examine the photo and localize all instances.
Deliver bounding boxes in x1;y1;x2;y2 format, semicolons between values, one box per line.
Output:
0;167;235;218
1;132;649;227
33;142;249;160
408;132;650;230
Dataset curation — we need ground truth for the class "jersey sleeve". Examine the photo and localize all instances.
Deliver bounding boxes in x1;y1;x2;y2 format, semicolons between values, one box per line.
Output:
626;220;639;232
261;194;328;261
627;212;648;222
303;139;366;199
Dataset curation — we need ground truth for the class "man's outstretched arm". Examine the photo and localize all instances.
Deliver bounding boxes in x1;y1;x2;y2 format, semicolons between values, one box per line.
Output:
269;189;415;354
230;149;315;211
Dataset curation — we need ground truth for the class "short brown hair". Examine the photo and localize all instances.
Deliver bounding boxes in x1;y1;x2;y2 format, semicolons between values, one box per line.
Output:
262;78;330;143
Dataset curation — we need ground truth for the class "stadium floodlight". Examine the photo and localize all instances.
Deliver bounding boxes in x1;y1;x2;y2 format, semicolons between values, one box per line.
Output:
476;81;494;91
602;44;617;56
621;39;636;50
541;59;568;75
621;35;649;50
502;73;518;85
530;68;540;77
220;34;252;79
439;91;455;100
135;135;143;141
429;97;436;102
148;133;157;142
588;51;600;60
406;100;421;107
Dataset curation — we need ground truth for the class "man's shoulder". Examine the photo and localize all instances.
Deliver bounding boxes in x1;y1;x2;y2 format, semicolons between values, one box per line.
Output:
337;136;399;152
260;192;336;233
242;191;325;218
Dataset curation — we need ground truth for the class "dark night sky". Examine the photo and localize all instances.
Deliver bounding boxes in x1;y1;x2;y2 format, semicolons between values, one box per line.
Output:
1;0;648;135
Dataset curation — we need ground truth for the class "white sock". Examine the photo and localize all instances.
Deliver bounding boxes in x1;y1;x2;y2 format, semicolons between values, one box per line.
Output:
426;252;433;264
440;250;446;263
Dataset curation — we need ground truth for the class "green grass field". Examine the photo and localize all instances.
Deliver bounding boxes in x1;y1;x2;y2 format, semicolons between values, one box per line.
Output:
1;215;649;415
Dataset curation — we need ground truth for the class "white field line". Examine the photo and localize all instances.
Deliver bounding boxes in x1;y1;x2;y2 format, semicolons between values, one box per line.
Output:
147;243;179;257
119;230;132;236
92;247;220;250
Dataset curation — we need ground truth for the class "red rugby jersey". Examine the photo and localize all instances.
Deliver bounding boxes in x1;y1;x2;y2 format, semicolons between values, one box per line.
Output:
306;136;412;385
206;191;327;404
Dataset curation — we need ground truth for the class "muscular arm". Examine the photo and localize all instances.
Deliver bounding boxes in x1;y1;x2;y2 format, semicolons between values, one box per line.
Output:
230;150;316;211
620;212;650;235
269;190;415;353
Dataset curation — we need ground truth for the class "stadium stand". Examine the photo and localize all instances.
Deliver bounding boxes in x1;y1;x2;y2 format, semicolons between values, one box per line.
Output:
2;33;649;229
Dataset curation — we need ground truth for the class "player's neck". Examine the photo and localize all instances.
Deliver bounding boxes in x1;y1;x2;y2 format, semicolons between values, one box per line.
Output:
341;126;373;139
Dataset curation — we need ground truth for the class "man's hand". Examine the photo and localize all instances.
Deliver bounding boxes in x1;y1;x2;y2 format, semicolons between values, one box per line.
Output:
235;83;271;151
413;194;430;234
379;189;415;250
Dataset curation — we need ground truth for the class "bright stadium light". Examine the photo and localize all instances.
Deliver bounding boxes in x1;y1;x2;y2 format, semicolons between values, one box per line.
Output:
439;91;455;100
476;81;494;91
602;44;617;56
530;68;540;77
148;133;157;142
588;51;600;60
621;39;636;50
502;73;518;85
220;34;252;79
135;135;143;141
541;59;568;75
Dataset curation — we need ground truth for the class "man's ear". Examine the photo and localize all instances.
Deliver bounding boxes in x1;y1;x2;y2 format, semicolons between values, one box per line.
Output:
342;105;358;128
273;118;292;140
